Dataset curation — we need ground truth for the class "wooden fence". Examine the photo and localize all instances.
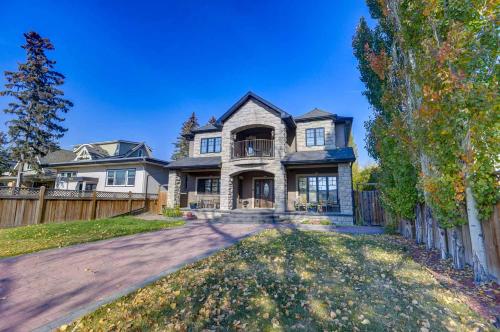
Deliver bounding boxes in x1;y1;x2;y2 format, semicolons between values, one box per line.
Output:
399;202;500;281
355;190;385;226
0;186;160;228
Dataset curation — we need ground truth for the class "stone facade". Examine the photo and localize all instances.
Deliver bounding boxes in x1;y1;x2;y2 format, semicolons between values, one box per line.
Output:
219;99;288;212
192;132;222;158
338;163;353;215
166;94;354;224
296;119;335;151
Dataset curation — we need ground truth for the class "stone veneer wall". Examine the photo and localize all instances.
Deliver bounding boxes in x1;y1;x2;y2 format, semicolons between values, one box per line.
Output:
338;163;353;215
219;99;288;212
192;132;223;158
296;119;335;151
167;170;181;208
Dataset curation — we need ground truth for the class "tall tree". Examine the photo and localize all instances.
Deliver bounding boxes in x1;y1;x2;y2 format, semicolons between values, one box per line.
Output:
171;112;199;160
1;32;73;186
208;116;217;125
0;131;10;174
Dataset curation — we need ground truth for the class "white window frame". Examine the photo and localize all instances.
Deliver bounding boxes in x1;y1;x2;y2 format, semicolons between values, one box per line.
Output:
106;168;136;187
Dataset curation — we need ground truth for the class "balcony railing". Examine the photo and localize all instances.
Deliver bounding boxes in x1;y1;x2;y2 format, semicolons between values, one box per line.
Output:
231;139;274;159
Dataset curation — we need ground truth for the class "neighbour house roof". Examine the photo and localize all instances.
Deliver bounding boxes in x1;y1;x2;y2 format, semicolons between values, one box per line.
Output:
281;148;356;165
42;157;169;168
217;91;296;128
166;156;222;170
39;149;77;164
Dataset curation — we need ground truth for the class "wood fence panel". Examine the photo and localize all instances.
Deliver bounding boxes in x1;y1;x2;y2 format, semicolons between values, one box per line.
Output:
0;187;160;228
483;203;500;280
355;190;385;226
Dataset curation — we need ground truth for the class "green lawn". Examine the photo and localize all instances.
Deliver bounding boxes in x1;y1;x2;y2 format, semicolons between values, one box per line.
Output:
67;229;490;332
0;217;185;258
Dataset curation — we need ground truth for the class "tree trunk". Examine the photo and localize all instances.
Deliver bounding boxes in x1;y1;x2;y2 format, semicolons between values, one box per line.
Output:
16;161;24;187
465;186;490;282
402;219;413;239
451;227;465;269
424;204;434;250
438;227;447;259
415;204;424;244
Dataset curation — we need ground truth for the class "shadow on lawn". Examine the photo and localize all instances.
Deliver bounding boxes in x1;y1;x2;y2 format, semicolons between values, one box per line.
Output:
74;229;488;331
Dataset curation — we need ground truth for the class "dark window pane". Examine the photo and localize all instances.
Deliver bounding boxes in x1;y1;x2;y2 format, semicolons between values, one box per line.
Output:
306;129;315;146
127;169;136;186
318;176;328;202
308;177;317;202
201;139;208;154
328;176;338;202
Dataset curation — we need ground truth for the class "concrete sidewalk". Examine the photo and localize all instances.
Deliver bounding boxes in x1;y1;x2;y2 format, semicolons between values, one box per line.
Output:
0;223;267;332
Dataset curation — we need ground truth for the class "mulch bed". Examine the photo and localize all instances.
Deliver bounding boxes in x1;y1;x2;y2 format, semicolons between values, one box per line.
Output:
389;235;500;327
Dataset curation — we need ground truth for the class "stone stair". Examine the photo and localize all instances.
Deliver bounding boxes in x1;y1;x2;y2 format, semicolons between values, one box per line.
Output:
219;209;276;223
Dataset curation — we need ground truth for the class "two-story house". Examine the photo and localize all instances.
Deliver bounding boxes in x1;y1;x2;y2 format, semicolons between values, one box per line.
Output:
166;92;356;224
43;140;169;194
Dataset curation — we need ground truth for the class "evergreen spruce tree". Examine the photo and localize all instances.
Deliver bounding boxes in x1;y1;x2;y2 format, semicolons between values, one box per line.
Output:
1;32;73;186
0;131;10;174
171;112;198;160
208;116;217;125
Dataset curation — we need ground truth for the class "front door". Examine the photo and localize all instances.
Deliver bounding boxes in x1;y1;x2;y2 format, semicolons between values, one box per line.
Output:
254;179;274;208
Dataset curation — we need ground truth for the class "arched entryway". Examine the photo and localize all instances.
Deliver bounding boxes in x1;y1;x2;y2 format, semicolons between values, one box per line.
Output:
231;170;274;209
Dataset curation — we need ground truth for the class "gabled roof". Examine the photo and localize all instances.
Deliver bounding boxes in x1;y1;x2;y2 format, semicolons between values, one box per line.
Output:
217;91;295;128
281;148;356;165
295;108;335;122
191;123;222;133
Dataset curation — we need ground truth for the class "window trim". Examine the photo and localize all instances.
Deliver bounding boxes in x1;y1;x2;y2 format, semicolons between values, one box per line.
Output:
195;176;220;195
296;174;338;204
305;127;325;147
105;168;137;187
200;137;222;154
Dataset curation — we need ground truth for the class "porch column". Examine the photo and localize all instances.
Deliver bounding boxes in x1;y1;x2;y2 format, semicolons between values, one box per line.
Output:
274;166;287;213
219;169;233;211
167;170;181;208
338;163;353;215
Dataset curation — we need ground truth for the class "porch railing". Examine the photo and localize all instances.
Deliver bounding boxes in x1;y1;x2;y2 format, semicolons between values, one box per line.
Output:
231;139;274;159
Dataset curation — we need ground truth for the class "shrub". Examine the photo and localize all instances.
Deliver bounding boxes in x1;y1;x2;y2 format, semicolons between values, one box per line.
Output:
163;207;182;218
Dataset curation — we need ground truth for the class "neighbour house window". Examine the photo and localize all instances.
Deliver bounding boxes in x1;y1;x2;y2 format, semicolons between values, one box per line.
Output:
298;176;338;203
305;128;325;146
58;171;77;179
197;178;220;194
200;137;221;154
106;169;136;186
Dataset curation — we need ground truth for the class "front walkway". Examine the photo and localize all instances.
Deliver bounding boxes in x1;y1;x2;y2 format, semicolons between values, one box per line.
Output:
0;223;268;332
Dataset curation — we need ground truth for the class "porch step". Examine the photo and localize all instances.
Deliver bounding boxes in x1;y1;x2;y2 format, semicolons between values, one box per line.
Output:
219;210;276;223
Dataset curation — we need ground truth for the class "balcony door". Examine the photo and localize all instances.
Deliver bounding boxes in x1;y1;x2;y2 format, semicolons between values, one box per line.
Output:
254;179;274;208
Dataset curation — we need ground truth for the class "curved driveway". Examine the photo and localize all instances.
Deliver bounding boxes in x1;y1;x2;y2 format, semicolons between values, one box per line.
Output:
0;222;268;332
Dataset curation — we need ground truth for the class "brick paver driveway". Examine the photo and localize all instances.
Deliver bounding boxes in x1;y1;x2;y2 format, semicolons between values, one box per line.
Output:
0;223;267;332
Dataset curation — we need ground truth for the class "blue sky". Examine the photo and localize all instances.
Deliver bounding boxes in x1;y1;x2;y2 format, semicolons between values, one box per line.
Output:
0;0;375;166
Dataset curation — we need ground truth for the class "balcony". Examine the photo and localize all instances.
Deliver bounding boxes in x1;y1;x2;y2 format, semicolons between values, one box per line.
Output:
231;139;274;159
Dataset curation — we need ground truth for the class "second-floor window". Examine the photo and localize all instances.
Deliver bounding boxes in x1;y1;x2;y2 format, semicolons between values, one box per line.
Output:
200;137;221;154
306;128;325;146
106;168;136;186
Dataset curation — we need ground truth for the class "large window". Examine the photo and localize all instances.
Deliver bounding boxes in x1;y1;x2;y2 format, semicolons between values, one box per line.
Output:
305;128;325;146
197;178;220;194
200;137;222;154
106;169;136;186
298;176;337;203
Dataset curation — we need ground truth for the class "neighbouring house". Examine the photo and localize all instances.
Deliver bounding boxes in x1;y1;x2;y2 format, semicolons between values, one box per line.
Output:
41;140;169;194
166;92;356;224
0;150;75;188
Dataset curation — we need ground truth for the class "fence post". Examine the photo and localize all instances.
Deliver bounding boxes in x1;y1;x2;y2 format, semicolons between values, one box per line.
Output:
128;191;132;213
156;186;162;214
34;186;46;225
89;191;97;220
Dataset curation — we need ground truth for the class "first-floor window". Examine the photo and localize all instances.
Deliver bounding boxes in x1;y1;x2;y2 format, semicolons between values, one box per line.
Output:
197;178;220;194
106;169;136;186
298;176;337;203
